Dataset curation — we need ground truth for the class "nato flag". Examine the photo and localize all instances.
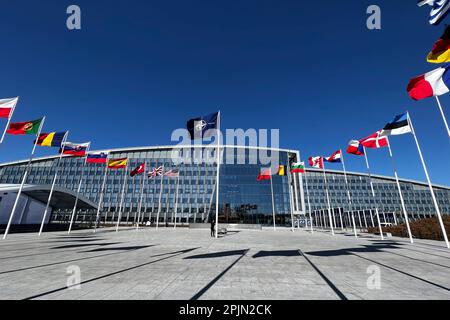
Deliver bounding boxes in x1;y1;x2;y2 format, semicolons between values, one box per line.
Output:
186;112;219;140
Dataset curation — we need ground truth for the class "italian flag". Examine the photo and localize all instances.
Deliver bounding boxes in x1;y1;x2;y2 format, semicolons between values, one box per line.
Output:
291;162;305;174
6;118;43;135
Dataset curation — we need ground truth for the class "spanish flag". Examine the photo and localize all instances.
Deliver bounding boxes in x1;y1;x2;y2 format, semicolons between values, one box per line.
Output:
108;158;128;169
36;132;67;147
427;26;450;64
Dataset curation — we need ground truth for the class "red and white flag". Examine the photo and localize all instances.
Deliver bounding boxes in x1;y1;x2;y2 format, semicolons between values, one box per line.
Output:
360;131;388;149
0;97;18;119
309;156;324;169
130;162;146;177
324;150;342;163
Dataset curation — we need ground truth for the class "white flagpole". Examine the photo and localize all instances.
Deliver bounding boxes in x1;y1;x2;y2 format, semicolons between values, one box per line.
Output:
321;162;335;236
156;167;164;230
173;169;181;229
94;156;109;233
270;172;276;231
38;131;70;236
287;166;295;232
408;113;450;248
0;97;18;144
215;111;221;238
386;137;413;244
136;161;146;230
363;147;384;240
3;117;46;239
68;143;91;234
303;170;314;233
116;162;129;232
435;96;450;138
340;151;357;238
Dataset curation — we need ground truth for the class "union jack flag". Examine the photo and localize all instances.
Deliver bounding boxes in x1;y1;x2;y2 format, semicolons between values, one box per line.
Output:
148;166;164;178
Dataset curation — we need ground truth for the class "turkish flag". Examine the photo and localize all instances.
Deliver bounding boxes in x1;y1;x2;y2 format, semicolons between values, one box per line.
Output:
130;163;145;177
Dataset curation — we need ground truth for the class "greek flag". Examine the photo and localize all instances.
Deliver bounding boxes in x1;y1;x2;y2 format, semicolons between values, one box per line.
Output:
418;0;450;25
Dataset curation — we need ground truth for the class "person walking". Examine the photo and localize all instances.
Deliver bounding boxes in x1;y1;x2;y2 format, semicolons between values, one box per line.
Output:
210;219;215;237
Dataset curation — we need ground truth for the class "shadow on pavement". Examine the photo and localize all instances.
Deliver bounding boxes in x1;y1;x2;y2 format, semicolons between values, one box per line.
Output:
184;249;248;259
252;250;301;258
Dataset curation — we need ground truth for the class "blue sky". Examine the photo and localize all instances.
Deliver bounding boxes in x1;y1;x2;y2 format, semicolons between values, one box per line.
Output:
0;0;449;185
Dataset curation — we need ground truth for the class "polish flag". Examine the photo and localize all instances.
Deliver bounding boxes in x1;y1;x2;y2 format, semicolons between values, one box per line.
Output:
0;97;18;119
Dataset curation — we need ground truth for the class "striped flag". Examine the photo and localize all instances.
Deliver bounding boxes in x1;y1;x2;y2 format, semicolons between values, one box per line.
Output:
418;0;450;25
0;97;18;119
87;152;109;164
324;150;342;163
164;169;180;178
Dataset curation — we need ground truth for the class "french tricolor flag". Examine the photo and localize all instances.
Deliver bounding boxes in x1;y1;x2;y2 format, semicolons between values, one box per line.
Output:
407;64;450;101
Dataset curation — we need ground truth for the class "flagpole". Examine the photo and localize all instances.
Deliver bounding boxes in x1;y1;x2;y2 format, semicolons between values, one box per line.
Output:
408;112;449;248
435;96;450;138
340;151;357;238
94;156;109;233
270;172;276;231
303;170;313;233
215;111;221;238
322;162;335;236
156;167;164;230
0;97;18;144
38;131;70;236
3;117;46;239
386;137;413;244
287;166;295;232
116;162;129;232
363;147;384;240
173;168;181;229
136;161;146;230
68;143;91;234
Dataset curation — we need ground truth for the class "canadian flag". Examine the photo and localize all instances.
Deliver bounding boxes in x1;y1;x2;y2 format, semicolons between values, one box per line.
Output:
309;156;324;169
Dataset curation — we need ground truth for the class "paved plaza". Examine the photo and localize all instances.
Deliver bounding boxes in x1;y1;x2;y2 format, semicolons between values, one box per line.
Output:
1;227;450;300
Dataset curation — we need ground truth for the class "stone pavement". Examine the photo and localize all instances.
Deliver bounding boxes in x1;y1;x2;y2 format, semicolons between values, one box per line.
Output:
1;227;450;300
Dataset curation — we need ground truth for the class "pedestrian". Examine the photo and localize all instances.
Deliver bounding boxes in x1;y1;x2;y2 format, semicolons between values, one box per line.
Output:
210;219;215;237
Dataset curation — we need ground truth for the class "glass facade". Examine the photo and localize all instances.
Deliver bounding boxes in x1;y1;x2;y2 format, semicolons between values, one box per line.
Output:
303;169;450;222
0;146;449;227
0;146;301;226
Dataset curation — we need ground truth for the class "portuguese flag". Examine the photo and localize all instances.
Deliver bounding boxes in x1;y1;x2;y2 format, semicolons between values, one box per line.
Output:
7;118;43;135
291;162;305;174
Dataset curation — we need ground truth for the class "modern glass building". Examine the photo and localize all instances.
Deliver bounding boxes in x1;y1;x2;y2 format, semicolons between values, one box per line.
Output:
0;146;303;227
0;145;449;228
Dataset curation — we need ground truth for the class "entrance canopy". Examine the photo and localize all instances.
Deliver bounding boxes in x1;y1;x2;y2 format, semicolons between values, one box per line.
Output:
0;184;97;210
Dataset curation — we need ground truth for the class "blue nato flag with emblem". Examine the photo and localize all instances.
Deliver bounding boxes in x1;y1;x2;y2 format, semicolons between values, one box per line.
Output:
186;112;219;140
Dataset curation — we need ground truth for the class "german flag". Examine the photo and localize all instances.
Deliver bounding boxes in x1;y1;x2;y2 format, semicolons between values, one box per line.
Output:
108;158;128;169
7;118;43;135
36;132;67;147
427;26;450;64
